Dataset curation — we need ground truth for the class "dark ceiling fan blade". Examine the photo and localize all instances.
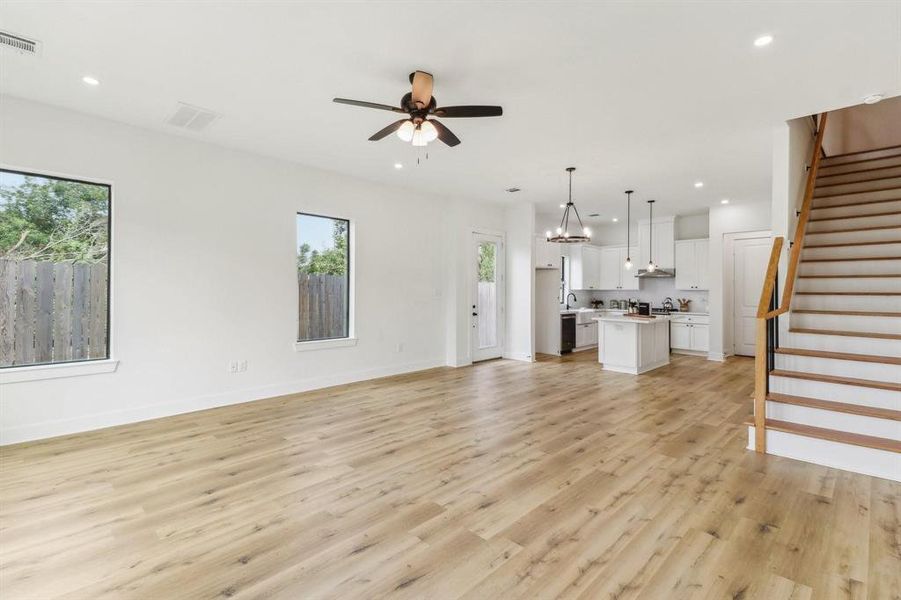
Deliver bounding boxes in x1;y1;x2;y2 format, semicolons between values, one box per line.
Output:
368;119;410;141
431;105;503;118
430;119;461;147
333;98;406;113
410;71;433;108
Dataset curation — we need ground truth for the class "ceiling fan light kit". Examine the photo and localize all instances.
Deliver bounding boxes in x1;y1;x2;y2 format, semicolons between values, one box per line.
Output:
333;70;503;148
547;167;590;244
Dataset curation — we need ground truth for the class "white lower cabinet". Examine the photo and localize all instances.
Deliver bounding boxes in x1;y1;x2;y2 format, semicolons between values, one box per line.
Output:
670;314;709;353
575;322;598;349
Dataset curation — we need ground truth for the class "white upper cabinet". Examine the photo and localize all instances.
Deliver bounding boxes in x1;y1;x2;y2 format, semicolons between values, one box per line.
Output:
637;217;675;269
569;244;601;290
674;238;709;290
598;245;638;290
534;236;560;270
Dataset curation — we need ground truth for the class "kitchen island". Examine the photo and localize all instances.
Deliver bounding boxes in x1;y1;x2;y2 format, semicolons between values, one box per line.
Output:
593;315;671;374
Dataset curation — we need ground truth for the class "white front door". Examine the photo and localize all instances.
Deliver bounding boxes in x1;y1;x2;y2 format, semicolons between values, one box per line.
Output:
733;236;772;356
471;232;505;362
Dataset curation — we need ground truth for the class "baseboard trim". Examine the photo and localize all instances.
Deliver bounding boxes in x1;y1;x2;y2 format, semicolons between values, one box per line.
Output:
0;358;445;446
503;352;534;362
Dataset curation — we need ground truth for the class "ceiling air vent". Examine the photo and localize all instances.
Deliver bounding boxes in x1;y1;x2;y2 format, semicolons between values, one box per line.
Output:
0;31;41;56
165;102;221;132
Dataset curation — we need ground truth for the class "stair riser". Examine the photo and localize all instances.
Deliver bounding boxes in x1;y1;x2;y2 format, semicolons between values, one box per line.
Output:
817;155;901;176
775;354;901;382
799;258;901;276
804;228;900;245
783;331;901;357
813;186;901;205
790;312;901;335
820;147;901;167
810;199;901;220
765;402;901;440
807;212;901;233
747;426;901;482
769;377;900;410
793;293;901;312
802;242;901;260
814;177;901;197
816;165;901;185
797;277;901;293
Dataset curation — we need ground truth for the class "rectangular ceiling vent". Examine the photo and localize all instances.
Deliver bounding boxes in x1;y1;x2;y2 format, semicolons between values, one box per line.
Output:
165;102;221;132
0;31;41;56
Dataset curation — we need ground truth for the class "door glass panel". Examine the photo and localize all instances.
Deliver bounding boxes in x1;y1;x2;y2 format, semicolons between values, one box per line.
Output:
477;241;497;349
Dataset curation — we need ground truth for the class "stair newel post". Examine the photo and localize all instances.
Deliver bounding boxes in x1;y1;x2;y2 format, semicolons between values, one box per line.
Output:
755;236;785;454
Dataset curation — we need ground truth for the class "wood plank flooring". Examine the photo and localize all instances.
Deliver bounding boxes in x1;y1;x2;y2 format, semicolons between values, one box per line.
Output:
1;353;899;599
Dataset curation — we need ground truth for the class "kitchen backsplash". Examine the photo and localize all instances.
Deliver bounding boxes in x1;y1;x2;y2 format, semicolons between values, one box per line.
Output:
571;277;709;313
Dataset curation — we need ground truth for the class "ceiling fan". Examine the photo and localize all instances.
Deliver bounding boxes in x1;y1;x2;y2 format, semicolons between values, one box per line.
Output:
333;71;502;147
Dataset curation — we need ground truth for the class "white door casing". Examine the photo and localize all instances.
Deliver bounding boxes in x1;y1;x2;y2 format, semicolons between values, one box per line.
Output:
733;236;773;356
471;232;505;362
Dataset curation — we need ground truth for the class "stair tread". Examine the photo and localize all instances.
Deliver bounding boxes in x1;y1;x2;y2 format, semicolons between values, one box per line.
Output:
821;144;901;161
752;419;901;453
808;209;901;221
817;164;901;180
770;368;901;391
811;196;901;210
815;174;901;189
766;392;901;421
801;256;901;262
805;224;899;235
796;291;901;296
791;309;901;318
790;327;901;339
804;240;901;249
775;346;901;364
798;273;901;278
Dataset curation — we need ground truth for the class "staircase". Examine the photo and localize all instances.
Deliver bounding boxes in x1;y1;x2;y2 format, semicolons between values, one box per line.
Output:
748;132;901;482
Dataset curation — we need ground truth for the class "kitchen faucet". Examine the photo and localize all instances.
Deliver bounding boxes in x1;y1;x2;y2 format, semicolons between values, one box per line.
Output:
566;292;577;310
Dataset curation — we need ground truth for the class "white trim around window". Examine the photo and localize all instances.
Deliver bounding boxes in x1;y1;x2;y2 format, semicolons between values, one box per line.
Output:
0;359;119;384
293;337;358;352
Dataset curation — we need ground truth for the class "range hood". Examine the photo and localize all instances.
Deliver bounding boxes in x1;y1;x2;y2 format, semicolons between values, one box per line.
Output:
636;268;675;278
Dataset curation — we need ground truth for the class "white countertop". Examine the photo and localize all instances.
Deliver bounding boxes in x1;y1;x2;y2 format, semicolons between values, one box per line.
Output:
594;315;672;324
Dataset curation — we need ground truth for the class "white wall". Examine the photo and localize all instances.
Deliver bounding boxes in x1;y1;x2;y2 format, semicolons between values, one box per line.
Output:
0;96;509;443
708;202;772;360
504;203;535;362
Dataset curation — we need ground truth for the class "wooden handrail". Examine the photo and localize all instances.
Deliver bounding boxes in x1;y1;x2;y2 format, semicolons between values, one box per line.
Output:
752;112;828;454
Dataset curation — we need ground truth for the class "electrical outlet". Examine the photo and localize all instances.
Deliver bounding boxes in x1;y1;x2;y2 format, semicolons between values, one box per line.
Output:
239;360;247;372
396;343;404;353
228;361;238;373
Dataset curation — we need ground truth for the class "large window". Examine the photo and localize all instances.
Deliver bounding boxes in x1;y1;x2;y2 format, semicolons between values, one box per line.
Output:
296;212;350;342
0;169;111;368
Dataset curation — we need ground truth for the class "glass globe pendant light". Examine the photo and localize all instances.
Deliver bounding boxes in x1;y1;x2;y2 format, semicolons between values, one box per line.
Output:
547;167;591;244
396;120;415;142
646;199;656;272
420;120;438;142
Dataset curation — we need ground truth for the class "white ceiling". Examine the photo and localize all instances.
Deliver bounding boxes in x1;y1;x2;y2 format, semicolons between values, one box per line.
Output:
1;1;899;220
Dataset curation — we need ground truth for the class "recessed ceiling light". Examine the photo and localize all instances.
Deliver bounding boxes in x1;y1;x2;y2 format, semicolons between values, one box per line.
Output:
863;94;884;105
394;163;403;169
721;199;730;204
82;76;99;86
612;217;619;222
753;35;773;47
694;181;704;188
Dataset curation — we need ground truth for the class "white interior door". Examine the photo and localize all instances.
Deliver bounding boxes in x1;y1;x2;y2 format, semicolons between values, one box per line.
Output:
733;236;772;356
471;232;505;362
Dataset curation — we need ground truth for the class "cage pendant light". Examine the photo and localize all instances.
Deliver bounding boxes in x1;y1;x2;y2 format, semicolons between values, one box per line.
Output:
547;167;590;243
624;190;634;270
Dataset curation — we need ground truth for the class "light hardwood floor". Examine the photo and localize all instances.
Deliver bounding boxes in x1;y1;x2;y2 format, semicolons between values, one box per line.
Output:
1;353;899;599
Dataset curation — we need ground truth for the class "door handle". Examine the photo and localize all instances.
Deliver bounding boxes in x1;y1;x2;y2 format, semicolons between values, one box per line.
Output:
472;312;478;316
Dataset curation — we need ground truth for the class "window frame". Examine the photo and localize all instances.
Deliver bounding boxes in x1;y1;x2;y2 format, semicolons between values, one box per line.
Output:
294;210;355;351
0;166;114;376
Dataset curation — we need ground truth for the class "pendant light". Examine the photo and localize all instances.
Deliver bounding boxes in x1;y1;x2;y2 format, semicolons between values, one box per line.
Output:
546;167;590;243
646;199;656;272
623;190;634;270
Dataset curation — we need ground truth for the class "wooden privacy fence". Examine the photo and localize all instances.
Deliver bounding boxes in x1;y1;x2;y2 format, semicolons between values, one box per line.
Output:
298;273;347;341
0;259;109;367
